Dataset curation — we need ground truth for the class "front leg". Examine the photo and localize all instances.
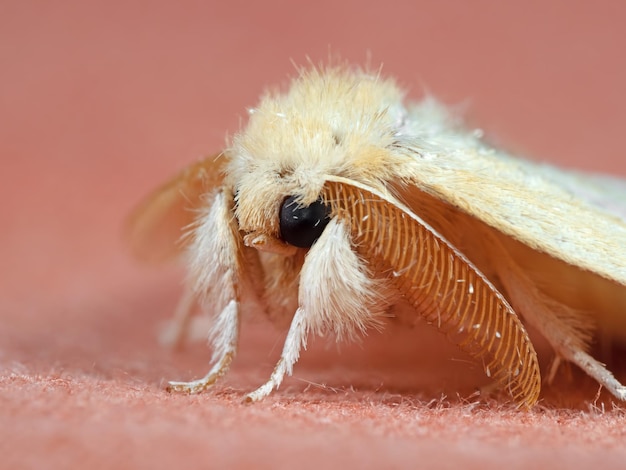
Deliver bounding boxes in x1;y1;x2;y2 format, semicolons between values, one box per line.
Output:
245;217;384;401
244;306;307;402
167;190;246;394
168;300;239;393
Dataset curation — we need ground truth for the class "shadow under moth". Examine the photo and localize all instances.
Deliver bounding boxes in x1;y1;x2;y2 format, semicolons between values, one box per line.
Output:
128;65;626;408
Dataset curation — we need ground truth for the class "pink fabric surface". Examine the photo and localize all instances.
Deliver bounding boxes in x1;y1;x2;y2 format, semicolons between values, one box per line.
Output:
2;1;626;468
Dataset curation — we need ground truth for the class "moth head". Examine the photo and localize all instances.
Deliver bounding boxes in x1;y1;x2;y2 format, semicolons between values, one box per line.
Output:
230;162;332;251
227;66;410;251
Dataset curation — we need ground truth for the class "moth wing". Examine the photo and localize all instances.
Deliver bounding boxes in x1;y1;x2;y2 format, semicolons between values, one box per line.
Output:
541;168;626;222
399;147;626;288
126;154;227;262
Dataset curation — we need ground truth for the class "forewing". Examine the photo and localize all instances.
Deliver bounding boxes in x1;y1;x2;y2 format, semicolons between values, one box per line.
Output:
400;148;626;288
321;176;541;407
541;167;626;222
126;154;227;262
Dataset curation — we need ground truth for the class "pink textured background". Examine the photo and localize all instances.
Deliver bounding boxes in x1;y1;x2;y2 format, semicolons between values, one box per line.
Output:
2;1;626;468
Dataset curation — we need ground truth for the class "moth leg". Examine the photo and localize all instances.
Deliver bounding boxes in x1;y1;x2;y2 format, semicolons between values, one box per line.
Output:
568;350;626;400
167;190;246;395
522;303;626;401
245;306;307;402
245;217;382;402
168;299;239;394
546;356;563;384
500;259;626;401
159;283;197;349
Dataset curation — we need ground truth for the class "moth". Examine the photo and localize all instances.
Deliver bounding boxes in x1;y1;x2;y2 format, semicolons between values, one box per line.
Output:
128;65;626;407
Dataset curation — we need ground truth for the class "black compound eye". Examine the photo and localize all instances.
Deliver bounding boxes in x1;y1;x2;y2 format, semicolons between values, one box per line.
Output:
279;195;331;248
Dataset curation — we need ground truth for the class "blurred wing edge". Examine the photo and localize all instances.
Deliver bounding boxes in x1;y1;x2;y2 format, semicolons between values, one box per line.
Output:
125;153;227;263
